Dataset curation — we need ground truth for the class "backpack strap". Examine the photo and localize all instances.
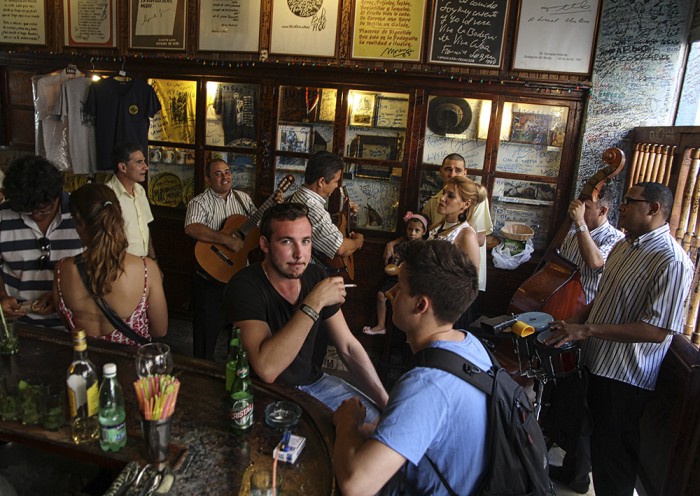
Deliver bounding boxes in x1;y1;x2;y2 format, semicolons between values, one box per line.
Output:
414;345;497;496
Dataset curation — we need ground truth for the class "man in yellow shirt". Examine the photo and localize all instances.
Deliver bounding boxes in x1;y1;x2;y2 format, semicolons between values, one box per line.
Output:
106;143;156;260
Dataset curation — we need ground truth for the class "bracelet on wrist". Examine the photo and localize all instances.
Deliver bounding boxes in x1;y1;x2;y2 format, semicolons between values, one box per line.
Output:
299;304;320;322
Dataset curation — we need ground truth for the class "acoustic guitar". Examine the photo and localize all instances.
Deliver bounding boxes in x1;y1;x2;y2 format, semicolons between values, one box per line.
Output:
312;186;356;280
507;148;626;320
194;175;295;283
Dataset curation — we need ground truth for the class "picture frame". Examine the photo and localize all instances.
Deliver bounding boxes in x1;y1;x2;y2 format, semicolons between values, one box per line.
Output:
356;164;393;180
64;0;117;47
349;93;376;127
198;0;261;52
375;97;409;129
129;0;186;51
278;125;311;153
428;0;509;68
317;89;337;122
351;0;426;62
512;0;601;74
509;112;552;146
270;0;340;57
357;135;399;161
0;0;46;45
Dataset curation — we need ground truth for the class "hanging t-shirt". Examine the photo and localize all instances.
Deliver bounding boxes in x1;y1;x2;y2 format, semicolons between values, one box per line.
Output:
86;77;161;170
149;79;197;144
56;77;97;174
213;83;258;145
33;67;84;170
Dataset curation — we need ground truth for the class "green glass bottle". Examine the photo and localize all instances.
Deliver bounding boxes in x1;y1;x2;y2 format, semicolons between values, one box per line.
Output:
229;350;253;431
225;327;241;393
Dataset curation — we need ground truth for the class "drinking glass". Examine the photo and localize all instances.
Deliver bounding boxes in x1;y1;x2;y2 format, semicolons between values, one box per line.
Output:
0;320;19;355
250;469;281;496
19;379;46;426
135;343;173;378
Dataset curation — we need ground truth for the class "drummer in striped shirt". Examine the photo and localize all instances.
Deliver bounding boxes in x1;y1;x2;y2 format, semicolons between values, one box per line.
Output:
546;182;694;496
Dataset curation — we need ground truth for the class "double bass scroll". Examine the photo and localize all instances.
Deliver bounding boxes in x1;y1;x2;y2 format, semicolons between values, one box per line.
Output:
507;148;626;321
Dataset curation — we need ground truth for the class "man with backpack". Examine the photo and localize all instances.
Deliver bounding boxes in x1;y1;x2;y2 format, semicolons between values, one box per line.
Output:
333;239;552;496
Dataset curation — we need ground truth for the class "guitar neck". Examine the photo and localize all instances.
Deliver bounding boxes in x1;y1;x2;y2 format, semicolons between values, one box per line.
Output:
234;195;276;238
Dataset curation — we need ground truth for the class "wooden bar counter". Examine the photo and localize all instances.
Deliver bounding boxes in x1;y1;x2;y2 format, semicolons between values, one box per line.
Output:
0;324;336;495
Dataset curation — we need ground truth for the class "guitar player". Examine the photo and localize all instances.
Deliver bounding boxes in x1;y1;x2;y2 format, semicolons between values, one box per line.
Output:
289;151;364;274
184;158;257;359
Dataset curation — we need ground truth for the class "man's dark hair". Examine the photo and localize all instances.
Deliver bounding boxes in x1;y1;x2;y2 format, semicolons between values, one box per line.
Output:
442;153;465;166
111;143;144;173
260;202;309;240
637;181;673;220
304;151;345;185
206;158;229;177
3;155;64;213
396;239;478;325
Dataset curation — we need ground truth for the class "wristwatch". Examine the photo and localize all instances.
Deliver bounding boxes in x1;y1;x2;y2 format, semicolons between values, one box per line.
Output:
575;224;588;233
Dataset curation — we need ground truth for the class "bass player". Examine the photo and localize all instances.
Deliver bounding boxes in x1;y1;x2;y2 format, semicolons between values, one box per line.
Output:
184;157;257;359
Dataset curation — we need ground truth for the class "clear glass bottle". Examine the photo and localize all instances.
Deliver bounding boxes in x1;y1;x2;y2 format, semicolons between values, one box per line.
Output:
225;327;241;393
229;350;253;431
98;363;127;452
66;329;99;444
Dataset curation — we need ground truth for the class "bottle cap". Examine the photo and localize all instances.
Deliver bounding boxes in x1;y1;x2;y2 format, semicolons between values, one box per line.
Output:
103;363;117;376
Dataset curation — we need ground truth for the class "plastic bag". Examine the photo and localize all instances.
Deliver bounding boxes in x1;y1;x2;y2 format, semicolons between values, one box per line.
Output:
492;239;534;269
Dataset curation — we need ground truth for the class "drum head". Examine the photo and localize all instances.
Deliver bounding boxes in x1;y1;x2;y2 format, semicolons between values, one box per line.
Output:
536;329;575;350
517;312;553;333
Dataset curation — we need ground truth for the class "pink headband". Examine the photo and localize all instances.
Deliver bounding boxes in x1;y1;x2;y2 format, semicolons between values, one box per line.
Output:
403;211;428;231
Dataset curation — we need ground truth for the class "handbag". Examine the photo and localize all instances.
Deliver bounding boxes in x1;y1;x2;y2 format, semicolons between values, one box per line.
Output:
74;254;149;346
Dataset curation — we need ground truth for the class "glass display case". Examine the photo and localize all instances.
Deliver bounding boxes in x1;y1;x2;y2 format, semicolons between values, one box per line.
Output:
492;102;568;250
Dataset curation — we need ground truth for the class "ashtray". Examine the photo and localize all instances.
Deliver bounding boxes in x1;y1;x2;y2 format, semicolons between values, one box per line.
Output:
264;401;302;430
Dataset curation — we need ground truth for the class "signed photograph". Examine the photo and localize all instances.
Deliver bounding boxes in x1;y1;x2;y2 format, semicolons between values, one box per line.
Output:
130;0;186;50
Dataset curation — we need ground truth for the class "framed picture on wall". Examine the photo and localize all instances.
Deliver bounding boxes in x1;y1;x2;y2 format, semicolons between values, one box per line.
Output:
278;125;311;153
0;0;46;45
349;93;376;127
270;0;340;57
198;0;261;52
375;97;409;129
512;0;601;74
129;0;186;50
358;135;399;161
509;112;552;145
351;0;426;62
64;0;117;47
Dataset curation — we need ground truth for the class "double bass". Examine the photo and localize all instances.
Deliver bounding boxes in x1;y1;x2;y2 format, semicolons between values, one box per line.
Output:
507;148;626;320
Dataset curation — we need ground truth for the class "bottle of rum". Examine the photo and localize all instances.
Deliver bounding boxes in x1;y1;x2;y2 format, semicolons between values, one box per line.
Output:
66;329;99;444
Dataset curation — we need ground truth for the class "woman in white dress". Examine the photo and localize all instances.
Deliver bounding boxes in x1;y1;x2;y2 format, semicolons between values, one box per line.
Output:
428;175;487;272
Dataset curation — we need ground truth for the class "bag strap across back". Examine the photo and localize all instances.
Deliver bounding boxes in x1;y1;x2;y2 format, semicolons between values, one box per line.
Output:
414;346;497;496
74;254;149;346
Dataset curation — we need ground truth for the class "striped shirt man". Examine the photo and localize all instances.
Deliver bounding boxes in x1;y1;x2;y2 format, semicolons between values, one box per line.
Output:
185;187;255;233
559;220;624;304
0;192;83;327
583;223;693;390
289;185;343;260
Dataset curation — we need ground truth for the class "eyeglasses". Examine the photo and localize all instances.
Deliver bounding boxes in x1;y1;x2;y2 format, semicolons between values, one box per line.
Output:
621;197;651;206
36;237;51;270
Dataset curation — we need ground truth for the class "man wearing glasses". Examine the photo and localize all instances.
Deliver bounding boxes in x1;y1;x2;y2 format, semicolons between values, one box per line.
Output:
0;155;83;327
546;182;694;496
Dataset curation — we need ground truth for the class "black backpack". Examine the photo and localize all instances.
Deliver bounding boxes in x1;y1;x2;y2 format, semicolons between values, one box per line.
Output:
414;346;555;496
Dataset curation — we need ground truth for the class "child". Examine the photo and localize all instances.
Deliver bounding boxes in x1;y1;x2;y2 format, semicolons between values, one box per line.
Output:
362;212;429;335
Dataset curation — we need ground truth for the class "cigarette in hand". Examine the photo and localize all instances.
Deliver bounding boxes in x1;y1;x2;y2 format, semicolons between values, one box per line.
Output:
344;284;357;288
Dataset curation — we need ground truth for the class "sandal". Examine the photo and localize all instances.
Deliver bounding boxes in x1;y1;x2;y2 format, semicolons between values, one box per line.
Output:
362;326;386;336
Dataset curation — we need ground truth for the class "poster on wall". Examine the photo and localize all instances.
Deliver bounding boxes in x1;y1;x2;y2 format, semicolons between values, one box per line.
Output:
351;0;425;62
428;0;509;68
198;0;261;52
0;0;45;45
512;0;601;74
129;0;186;50
64;0;117;47
270;0;339;57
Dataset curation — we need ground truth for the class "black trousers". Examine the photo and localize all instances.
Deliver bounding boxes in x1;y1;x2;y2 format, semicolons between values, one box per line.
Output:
192;272;228;360
588;373;650;496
